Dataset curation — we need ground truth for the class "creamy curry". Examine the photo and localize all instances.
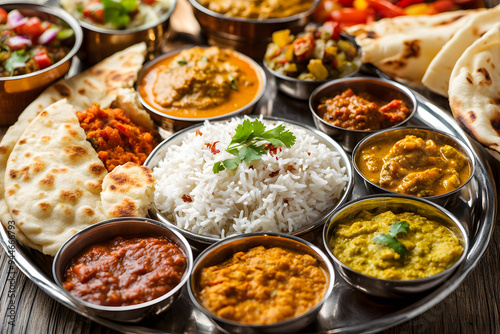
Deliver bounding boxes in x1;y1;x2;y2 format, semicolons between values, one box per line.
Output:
357;134;471;197
138;47;263;119
197;0;315;19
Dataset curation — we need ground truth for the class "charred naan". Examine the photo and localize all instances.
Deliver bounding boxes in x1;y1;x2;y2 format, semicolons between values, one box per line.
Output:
449;24;500;161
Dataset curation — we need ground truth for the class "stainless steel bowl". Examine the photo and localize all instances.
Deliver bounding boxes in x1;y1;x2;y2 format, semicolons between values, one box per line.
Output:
136;46;267;133
187;232;335;333
264;33;362;101
187;0;320;59
351;127;476;206
59;0;176;65
323;194;469;299
145;115;354;250
52;217;193;323
309;77;418;152
0;2;82;126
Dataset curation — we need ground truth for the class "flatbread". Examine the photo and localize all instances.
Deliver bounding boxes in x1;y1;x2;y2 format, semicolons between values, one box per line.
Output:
101;162;155;218
449;24;500;160
423;5;500;97
4;99;108;256
345;9;483;86
0;43;148;250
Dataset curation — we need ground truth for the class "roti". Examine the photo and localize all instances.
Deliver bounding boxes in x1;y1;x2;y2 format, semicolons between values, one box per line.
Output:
422;5;500;97
4;99;108;256
345;9;483;86
449;24;500;160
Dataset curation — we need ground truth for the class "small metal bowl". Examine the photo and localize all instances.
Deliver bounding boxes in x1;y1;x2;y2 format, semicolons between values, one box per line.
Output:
59;0;176;65
52;217;193;323
136;47;267;133
264;33;362;101
187;0;320;59
145;115;354;249
309;77;418;152
352;127;476;206
187;232;335;333
0;2;82;126
323;194;469;299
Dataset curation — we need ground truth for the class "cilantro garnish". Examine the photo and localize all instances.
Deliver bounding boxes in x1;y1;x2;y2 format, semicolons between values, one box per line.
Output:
228;74;238;90
373;221;409;260
177;60;188;66
4;50;31;75
213;119;296;173
101;0;138;28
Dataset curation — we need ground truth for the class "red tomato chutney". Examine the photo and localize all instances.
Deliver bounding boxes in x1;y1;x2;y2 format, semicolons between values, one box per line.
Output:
62;236;187;306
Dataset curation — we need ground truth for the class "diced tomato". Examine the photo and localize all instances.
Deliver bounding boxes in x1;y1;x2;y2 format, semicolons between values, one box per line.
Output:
34;51;52;69
430;0;456;13
335;0;354;6
365;0;406;18
15;17;44;40
326;7;374;27
293;37;315;62
0;8;7;25
83;5;105;24
142;0;156;4
396;0;425;8
322;20;342;40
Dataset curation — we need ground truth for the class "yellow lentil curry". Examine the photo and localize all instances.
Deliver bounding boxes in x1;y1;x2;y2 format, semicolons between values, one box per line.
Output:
329;210;463;280
357;134;471;197
196;245;327;325
197;0;315;19
138;47;263;119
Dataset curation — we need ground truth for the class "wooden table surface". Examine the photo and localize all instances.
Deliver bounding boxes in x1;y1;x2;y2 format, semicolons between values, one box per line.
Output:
1;1;500;333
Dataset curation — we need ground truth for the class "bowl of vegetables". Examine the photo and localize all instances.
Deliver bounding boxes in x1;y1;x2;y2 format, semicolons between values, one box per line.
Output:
263;21;361;100
0;2;83;126
59;0;176;65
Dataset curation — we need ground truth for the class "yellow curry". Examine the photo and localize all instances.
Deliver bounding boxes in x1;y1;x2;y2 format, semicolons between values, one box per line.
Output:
329;210;463;280
357;134;471;197
197;0;315;19
196;246;327;325
138;46;263;119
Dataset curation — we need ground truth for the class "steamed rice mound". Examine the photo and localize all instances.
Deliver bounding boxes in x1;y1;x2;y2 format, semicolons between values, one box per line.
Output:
153;118;348;238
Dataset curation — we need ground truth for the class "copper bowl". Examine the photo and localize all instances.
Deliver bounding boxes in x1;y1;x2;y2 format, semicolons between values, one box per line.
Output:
0;3;82;126
187;0;320;59
59;0;176;65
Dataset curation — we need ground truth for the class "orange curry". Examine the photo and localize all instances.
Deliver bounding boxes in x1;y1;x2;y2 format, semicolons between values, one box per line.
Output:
77;104;159;172
196;245;327;325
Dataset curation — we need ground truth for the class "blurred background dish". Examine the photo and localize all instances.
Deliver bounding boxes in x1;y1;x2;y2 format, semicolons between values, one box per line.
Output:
352;127;475;206
187;0;320;59
188;232;335;333
136;46;267;133
58;0;176;65
323;194;469;299
309;77;417;152
0;2;82;126
263;22;361;100
52;217;193;323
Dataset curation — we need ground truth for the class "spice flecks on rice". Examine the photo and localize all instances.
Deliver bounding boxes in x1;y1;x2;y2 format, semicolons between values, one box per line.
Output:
153;118;348;238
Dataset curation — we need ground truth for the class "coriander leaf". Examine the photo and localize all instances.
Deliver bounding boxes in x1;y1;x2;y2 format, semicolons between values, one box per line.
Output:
5;51;30;75
262;124;296;147
177;60;188;66
213;161;225;173
239;144;265;163
222;158;240;170
229;119;254;145
390;221;409;237
101;0;138;28
250;119;266;137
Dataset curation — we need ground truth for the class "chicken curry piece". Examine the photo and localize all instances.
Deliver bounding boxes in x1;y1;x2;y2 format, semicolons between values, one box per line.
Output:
358;135;471;197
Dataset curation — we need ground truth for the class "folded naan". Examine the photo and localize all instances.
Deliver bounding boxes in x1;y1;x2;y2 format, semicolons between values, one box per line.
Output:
345;9;483;86
422;5;500;97
449;24;500;161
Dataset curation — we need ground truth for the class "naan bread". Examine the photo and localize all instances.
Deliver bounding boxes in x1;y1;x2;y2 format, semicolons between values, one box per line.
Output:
345;9;483;85
423;5;500;97
0;43;148;250
449;24;500;160
4;99;108;256
101;162;155;218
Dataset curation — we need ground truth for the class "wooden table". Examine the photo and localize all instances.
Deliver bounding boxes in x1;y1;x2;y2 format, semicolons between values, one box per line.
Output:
1;1;500;332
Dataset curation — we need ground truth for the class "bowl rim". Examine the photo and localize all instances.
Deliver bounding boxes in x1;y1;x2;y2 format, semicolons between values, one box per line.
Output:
351;126;477;200
309;76;419;134
322;193;470;285
187;231;336;328
187;0;320;24
135;45;268;122
52;217;194;312
0;2;83;82
58;0;177;34
145;114;354;245
262;32;362;85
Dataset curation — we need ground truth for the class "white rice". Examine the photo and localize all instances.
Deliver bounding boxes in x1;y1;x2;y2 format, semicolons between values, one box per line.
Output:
153;117;349;239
